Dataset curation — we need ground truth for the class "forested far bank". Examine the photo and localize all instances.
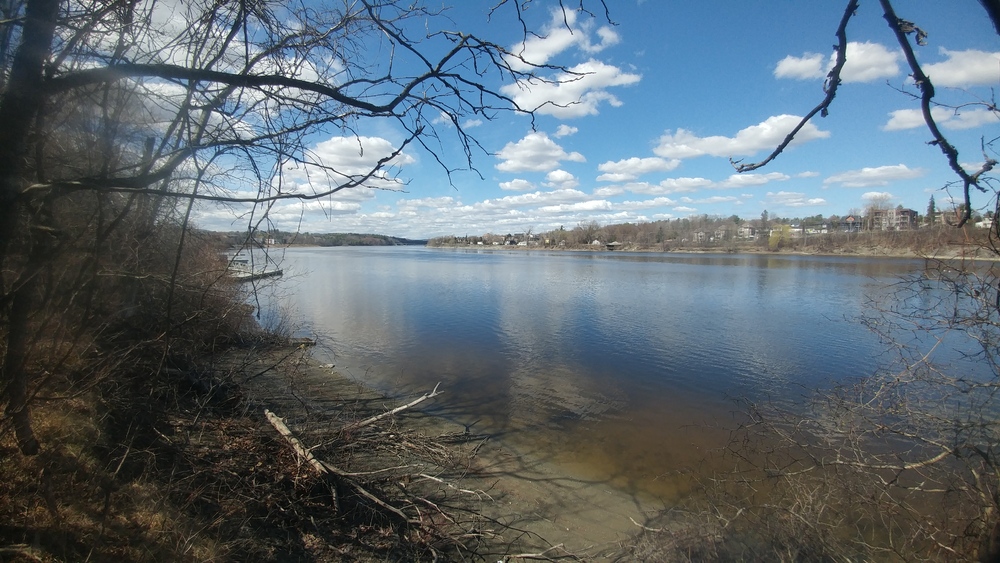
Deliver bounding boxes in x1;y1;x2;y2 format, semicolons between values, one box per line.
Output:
429;210;993;256
224;230;428;248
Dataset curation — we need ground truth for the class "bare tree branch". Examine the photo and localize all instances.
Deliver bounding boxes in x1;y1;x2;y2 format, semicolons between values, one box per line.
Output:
732;0;859;173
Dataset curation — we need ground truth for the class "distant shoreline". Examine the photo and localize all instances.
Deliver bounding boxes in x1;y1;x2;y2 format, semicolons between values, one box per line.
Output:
421;242;1000;262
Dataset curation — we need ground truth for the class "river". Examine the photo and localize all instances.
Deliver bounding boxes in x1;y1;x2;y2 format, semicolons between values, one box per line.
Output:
254;246;981;500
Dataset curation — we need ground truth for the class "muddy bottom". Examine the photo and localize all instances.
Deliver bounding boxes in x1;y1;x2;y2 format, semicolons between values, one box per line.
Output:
246;350;736;559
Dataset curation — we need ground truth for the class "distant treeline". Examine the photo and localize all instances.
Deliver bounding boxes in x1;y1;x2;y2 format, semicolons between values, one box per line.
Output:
222;231;427;247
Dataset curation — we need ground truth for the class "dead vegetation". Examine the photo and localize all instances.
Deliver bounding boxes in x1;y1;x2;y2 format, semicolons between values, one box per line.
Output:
0;339;574;562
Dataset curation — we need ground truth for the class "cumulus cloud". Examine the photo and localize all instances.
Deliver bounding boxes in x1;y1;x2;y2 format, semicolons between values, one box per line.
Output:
544;169;580;190
923;49;1000;87
774;52;825;80
765;191;827;207
506;8;620;71
596;156;681;181
884;107;997;131
499;178;536;191
679;195;740;205
824;164;926;187
502;59;641;118
478;189;590;210
495;132;586;172
397;196;458;210
615;177;710;195
498;7;638;118
538;200;612;213
619;197;677;210
554;124;579;137
592;185;624;197
283;135;415;193
654;115;830;159
774;41;900;82
716;172;790;188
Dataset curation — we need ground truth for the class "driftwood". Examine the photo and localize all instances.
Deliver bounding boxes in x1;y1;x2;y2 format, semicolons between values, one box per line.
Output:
264;409;325;473
264;408;411;522
345;382;443;431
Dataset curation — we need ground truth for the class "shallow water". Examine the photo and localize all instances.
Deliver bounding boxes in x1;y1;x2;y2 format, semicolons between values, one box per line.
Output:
254;247;987;500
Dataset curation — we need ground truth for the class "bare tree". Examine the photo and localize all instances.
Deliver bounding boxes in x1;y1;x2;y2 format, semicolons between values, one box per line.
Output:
735;0;998;227
702;2;1000;560
0;0;606;453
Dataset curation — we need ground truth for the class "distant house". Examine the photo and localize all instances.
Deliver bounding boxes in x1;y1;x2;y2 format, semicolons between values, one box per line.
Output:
606;241;623;250
840;216;862;232
738;225;757;240
693;231;706;243
871;208;919;231
976;218;994;229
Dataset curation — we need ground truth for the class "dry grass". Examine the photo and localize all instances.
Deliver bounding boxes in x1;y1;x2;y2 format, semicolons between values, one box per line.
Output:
0;344;515;562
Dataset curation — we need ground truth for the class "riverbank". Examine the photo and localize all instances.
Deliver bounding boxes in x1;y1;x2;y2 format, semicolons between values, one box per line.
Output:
426;241;1000;261
2;340;663;561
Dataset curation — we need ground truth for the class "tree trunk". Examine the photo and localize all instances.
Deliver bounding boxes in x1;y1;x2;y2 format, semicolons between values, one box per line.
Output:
0;0;59;456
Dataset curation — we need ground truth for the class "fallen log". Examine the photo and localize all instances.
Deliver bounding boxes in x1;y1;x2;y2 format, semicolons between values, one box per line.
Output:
264;408;411;523
264;409;326;474
345;382;443;431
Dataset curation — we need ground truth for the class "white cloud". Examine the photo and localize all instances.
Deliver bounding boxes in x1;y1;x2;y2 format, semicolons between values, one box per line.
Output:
824;164;926;187
502;59;641;118
462;118;484;128
673;206;697;213
593;185;624;197
796;171;820;178
283;135;415;193
479;189;590;210
596;156;681;181
619;197;677;210
716;172;790;188
397;196;457;210
840;42;900;82
544;169;580;190
765;191;827;207
923;49;1000;87
654;115;830;159
507;8;620;71
884;107;998;131
499;178;536;191
554;124;579;137
679;195;740;205
499;8;638;119
616;177;710;196
774;52;825;80
495;132;586;172
774;42;900;83
538;200;612;213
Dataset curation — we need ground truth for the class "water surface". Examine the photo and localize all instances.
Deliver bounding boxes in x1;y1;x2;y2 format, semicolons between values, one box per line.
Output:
256;247;975;498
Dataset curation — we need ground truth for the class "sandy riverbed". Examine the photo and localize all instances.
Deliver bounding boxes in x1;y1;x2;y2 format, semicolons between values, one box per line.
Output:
241;347;668;560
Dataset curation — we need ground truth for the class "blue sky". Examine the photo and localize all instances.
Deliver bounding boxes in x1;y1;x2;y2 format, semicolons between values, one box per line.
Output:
195;1;1000;238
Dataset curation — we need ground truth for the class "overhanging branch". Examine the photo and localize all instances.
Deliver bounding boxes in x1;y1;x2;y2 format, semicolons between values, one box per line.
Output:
44;63;436;115
732;0;859;173
878;0;995;227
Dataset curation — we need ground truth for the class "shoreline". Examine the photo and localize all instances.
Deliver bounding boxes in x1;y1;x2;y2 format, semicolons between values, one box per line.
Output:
266;241;1000;262
245;347;658;560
